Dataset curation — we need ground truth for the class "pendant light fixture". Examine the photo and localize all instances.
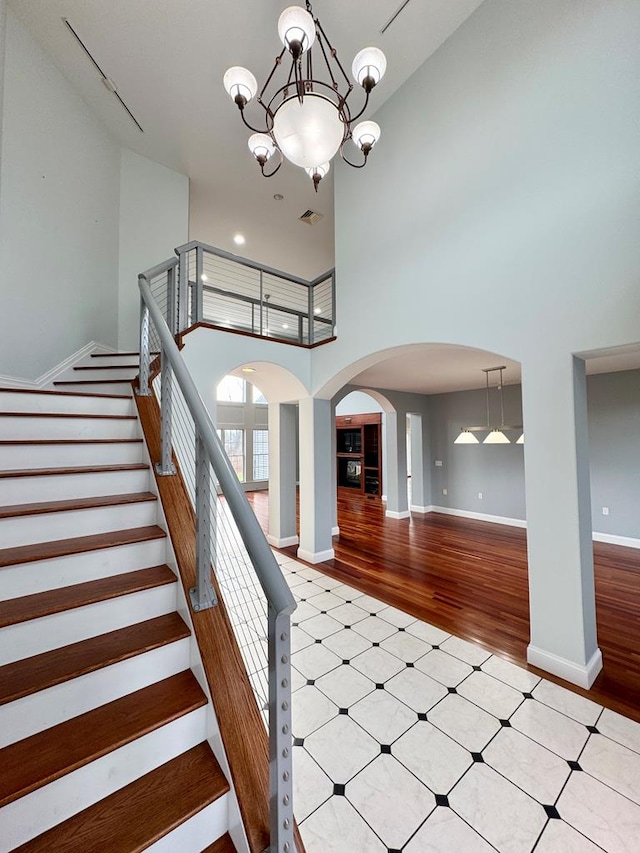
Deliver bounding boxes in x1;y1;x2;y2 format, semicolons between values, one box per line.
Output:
223;2;387;191
454;366;523;445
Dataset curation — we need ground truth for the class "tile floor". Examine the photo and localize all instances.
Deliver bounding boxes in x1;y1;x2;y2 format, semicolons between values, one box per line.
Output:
270;553;640;853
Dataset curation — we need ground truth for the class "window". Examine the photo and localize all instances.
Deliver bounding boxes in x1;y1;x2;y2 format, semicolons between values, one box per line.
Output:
216;375;245;402
252;384;267;404
253;429;269;480
217;428;245;481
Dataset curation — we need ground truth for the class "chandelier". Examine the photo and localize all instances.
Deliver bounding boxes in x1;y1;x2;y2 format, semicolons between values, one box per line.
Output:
223;2;387;191
454;367;524;445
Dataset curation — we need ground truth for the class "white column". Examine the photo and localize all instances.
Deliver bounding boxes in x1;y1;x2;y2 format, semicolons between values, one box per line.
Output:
523;354;601;688
385;410;410;519
409;413;431;512
267;403;298;548
297;397;335;563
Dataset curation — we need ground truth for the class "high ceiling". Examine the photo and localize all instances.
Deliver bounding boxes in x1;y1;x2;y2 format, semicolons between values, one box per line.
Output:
9;0;486;279
9;1;640;395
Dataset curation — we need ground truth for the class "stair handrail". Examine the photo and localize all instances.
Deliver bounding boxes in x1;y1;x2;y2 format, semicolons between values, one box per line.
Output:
138;265;297;853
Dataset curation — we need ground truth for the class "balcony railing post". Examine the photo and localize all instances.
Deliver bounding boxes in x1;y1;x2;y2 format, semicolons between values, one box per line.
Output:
137;292;151;396
156;348;177;476
167;265;177;335
331;270;337;337
190;433;217;612
269;606;294;853
194;245;204;324
177;248;189;333
259;270;264;336
308;284;314;346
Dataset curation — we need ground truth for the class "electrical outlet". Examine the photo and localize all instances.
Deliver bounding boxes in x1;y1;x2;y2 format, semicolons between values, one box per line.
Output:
442;488;448;496
478;492;483;500
602;506;609;516
435;460;443;467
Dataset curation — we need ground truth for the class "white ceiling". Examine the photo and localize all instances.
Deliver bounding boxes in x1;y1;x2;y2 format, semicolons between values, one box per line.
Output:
9;1;640;397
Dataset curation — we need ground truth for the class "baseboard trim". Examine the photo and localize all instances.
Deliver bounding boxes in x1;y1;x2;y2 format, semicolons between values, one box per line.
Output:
592;531;640;549
386;510;411;520
267;534;299;548
297;547;335;564
410;504;432;514
527;644;603;689
429;506;527;528
331;526;340;537
0;341;117;389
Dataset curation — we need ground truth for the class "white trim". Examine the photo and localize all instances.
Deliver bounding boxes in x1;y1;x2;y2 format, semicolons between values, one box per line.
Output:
410;504;432;514
297;547;335;564
267;534;299;548
429;506;527;528
592;531;640;549
381;495;387;502
0;341;117;389
331;526;340;536
527;644;603;689
385;510;411;520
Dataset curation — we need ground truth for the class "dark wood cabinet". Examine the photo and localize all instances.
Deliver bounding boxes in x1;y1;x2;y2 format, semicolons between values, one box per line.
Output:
336;413;382;498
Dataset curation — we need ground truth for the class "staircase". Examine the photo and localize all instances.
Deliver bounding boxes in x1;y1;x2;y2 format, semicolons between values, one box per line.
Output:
0;353;237;852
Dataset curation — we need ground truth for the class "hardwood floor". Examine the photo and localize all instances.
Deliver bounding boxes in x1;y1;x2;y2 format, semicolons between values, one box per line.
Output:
246;490;640;723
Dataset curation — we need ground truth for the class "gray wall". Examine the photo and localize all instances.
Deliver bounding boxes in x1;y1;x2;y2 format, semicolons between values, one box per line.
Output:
429;371;640;538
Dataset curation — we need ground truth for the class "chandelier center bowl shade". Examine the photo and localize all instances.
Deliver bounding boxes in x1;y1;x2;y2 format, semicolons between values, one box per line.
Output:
272;95;345;168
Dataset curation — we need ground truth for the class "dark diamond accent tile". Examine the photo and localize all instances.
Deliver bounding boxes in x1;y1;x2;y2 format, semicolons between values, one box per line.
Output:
473;665;482;672
568;760;583;771
380;744;392;754
292;622;299;627
315;639;322;644
471;752;484;763
344;625;351;629
333;784;346;796
370;612;377;617
523;692;534;699
325;589;332;593
398;627;405;632
372;642;380;647
448;687;458;694
376;683;385;690
406;662;415;668
339;708;349;716
500;719;511;728
321;611;327;615
342;659;350;665
418;713;428;722
388;849;403;853
300;598;306;602
293;737;304;747
432;645;440;650
306;680;315;686
435;794;449;807
345;600;351;604
587;726;600;734
544;804;561;820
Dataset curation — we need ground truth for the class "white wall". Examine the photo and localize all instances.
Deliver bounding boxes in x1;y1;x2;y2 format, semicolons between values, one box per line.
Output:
118;149;189;350
0;8;120;380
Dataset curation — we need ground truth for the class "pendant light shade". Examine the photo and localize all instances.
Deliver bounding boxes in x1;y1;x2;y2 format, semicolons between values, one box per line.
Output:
277;6;316;55
351;47;387;90
352;120;381;153
272;95;345;168
223;67;258;106
516;433;524;444
454;430;480;445
483;429;510;444
248;133;276;163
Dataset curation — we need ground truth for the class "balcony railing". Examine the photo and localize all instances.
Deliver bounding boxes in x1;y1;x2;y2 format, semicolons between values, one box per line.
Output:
170;240;335;345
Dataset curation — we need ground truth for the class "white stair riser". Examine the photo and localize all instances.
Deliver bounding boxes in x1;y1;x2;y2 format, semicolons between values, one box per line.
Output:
0;468;151;505
0;501;158;548
0;584;177;665
0;637;191;748
81;356;147;368
0;416;140;441
146;795;229;853
0;441;144;469
0;538;167;600
0;392;133;417
52;381;136;395
0;706;207;852
63;368;139;383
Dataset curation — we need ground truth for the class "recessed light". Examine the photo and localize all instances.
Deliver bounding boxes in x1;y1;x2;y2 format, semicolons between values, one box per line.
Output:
314;307;322;315
233;234;246;245
201;274;208;282
274;193;284;201
282;323;289;329
242;367;255;373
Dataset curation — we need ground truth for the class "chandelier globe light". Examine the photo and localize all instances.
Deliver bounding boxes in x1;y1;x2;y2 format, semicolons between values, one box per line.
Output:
223;1;387;190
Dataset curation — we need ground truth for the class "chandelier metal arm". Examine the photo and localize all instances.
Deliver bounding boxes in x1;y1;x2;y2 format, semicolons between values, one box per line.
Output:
239;107;272;136
347;88;372;125
259;47;288;103
338;140;368;169
260;147;284;178
315;17;352;92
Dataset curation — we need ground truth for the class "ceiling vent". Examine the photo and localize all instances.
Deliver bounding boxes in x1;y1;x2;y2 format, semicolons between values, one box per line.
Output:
299;209;323;226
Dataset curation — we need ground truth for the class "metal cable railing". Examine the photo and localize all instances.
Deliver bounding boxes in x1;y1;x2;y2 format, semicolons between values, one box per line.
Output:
176;240;335;345
138;261;296;853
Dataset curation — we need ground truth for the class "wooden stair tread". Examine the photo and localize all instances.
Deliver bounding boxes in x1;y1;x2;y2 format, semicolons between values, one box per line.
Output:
0;491;157;519
0;524;166;569
0;387;130;400
0;563;174;629
54;379;137;386
15;743;229;853
0;612;189;706
0;438;143;446
0;411;137;420
202;833;237;853
91;351;158;358
0;670;207;808
73;364;139;371
0;463;149;479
